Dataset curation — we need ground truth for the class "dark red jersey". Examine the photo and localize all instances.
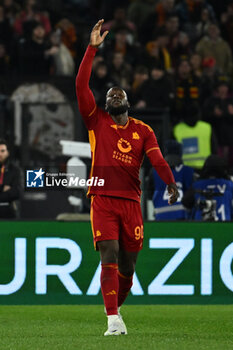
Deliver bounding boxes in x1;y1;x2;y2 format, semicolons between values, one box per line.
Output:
76;45;175;202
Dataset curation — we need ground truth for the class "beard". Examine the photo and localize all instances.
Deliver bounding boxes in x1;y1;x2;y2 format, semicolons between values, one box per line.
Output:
105;103;128;116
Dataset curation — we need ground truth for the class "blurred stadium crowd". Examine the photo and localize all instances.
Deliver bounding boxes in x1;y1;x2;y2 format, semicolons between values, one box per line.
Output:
1;0;233;220
1;0;233;161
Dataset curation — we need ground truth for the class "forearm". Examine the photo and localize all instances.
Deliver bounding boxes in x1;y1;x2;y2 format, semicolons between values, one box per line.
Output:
147;149;175;185
76;45;97;116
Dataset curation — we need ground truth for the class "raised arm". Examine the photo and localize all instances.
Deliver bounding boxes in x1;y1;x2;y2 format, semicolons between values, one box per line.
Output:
76;20;108;122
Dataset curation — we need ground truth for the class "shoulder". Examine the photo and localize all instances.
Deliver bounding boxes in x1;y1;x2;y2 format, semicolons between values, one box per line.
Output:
198;120;212;129
129;117;154;133
196;36;208;46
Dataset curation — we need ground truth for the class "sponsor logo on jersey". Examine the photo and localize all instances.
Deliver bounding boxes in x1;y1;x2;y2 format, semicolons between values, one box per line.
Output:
117;138;132;153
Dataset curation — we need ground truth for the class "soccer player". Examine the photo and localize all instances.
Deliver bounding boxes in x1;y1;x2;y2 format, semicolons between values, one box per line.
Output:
76;19;179;336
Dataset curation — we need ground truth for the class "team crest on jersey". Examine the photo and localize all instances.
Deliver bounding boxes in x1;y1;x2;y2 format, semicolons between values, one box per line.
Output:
96;230;102;237
117;138;132;153
132;132;140;140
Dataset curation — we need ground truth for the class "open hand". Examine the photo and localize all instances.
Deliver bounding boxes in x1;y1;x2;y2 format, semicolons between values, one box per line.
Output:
90;19;108;48
167;183;179;205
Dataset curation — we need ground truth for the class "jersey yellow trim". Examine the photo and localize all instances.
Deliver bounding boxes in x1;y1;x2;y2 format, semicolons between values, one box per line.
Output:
118;119;129;129
87;130;96;196
90;195;96;250
90;196;95;237
146;147;160;154
129;117;153;132
103;264;118;269
88;105;97;117
111;119;130;129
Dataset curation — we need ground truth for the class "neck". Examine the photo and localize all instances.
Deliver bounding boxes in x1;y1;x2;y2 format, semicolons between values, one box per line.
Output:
111;112;128;125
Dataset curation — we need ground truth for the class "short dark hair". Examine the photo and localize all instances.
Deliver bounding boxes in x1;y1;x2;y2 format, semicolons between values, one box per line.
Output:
0;139;9;150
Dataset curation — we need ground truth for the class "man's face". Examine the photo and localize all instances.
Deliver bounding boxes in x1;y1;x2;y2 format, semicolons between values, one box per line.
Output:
115;31;127;44
218;84;228;97
112;53;124;68
151;68;164;80
208;24;219;40
33;25;45;41
178;60;191;78
96;65;107;78
166;16;179;33
0;144;9;164
105;87;129;116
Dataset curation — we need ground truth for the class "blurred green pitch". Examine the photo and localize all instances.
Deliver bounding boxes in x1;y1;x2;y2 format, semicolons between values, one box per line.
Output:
0;305;232;350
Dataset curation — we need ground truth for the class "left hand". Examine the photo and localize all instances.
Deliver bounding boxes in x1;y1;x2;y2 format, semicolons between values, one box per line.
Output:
167;183;179;205
3;185;11;192
90;19;109;48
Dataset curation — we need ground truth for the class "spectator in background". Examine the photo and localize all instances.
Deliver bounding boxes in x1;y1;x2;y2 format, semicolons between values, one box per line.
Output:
3;0;21;25
182;155;233;221
0;139;21;219
55;18;78;60
221;1;233;52
149;140;194;220
0;42;10;75
130;65;149;106
176;0;215;33
174;59;201;120
127;0;157;31
173;104;217;170
155;0;176;27
109;52;132;92
92;53;104;70
98;0;128;21
190;53;203;78
140;1;176;43
196;23;232;74
141;29;172;71
165;14;180;48
0;5;13;51
195;7;212;40
201;56;220;104
17;21;54;77
102;7;136;37
135;66;174;109
89;61;115;107
48;29;75;76
171;31;192;68
203;79;233;158
101;26;139;66
14;0;51;38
